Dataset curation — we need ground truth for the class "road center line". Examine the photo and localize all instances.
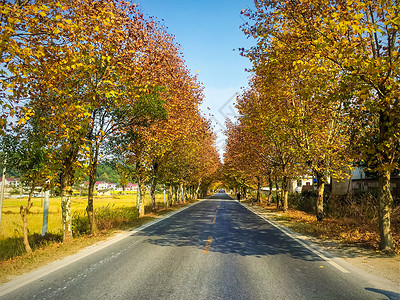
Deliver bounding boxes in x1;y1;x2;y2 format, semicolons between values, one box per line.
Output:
240;203;350;274
203;236;212;254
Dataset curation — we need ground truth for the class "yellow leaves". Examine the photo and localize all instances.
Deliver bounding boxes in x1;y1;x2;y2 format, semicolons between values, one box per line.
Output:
53;27;61;34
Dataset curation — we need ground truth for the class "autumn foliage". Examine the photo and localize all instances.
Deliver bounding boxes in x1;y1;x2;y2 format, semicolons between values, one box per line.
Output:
223;0;400;251
0;0;220;245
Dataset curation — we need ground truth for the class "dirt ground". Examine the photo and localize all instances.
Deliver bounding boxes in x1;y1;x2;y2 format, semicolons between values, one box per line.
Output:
243;202;400;286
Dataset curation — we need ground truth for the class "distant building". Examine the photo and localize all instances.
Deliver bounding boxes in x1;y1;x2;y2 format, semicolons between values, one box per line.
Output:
107;182;116;189
0;177;21;187
332;167;400;196
125;183;138;191
289;176;314;193
95;181;108;191
81;181;116;191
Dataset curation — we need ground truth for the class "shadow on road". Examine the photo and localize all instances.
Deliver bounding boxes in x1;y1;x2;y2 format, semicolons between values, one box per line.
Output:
365;287;400;300
136;196;323;261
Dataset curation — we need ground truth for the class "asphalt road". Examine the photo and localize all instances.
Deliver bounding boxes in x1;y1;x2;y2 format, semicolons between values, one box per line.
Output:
1;193;400;299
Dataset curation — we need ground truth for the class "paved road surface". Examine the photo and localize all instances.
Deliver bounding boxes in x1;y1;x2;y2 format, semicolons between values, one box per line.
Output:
1;193;400;299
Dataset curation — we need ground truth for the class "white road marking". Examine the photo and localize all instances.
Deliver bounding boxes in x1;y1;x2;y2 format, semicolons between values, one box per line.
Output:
0;200;203;297
241;203;350;274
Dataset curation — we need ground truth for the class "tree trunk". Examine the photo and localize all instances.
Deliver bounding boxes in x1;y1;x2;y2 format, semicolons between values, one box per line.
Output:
191;185;195;201
256;176;261;204
173;185;177;204
150;182;156;210
378;169;394;251
376;110;395;251
87;142;99;235
60;143;80;242
275;179;280;209
61;172;74;242
167;185;172;207
267;174;273;204
138;177;145;217
150;162;159;210
195;181;201;199
181;183;187;203
282;176;288;211
20;184;34;254
315;171;326;221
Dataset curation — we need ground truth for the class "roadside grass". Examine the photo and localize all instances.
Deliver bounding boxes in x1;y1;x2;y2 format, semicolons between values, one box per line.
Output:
247;201;400;254
0;196;196;284
0;193;168;260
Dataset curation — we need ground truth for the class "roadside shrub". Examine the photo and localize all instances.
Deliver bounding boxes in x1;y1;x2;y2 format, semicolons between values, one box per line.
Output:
71;205;140;236
72;211;90;237
95;205;139;231
0;233;62;260
327;192;379;222
288;191;317;213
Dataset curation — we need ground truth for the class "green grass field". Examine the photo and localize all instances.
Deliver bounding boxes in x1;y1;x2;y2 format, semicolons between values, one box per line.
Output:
0;192;166;240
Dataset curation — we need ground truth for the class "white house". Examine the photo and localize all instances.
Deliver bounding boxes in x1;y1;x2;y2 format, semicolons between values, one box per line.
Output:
107;182;116;189
0;177;21;187
289;176;314;193
95;181;108;191
125;183;138;191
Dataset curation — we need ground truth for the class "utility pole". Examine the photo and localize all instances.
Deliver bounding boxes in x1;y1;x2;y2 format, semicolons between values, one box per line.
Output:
0;159;6;232
42;180;50;236
136;183;139;209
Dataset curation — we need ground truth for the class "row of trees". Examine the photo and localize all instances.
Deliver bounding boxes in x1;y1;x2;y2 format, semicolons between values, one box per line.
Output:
0;0;220;252
223;0;400;251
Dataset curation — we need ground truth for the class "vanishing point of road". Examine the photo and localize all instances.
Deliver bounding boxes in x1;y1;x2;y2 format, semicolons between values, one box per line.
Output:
1;193;399;299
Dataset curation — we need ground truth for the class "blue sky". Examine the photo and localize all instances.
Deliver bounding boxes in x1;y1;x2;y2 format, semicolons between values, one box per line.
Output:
138;0;255;154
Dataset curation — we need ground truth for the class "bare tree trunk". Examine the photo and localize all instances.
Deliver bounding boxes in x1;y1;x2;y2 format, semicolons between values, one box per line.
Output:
138;177;145;217
275;179;280;209
167;185;172;207
282;176;288;212
60;143;80;242
20;184;34;253
376;111;395;251
173;185;178;204
150;162;159;210
150;182;156;210
87;142;99;235
181;183;186;203
378;169;394;251
267;174;273;204
315;171;326;221
256;176;261;204
195;181;201;199
61;172;74;242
